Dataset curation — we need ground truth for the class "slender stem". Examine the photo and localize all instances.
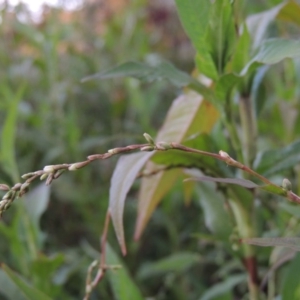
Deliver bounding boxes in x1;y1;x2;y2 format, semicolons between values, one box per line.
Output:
2;139;300;217
239;95;257;167
222;101;244;164
100;210;111;267
83;211;111;300
170;143;270;185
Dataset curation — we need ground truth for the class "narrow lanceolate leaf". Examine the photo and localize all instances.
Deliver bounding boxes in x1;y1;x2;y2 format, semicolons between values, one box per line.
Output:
215;73;241;102
174;0;218;80
204;0;236;74
242;237;300;251
109;152;153;255
187;176;288;198
185;176;258;189
137;252;201;280
281;252;300;299
252;39;300;64
242;38;300;75
200;274;247;300
246;3;285;49
135;92;219;240
174;0;211;54
196;182;233;240
105;243;144;300
82;60;212;102
226;24;250;74
82;61;192;86
1;264;52;300
254;138;300;176
259;184;287;197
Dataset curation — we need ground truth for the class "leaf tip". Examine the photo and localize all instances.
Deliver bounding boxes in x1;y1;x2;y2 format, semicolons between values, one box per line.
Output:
134;225;142;241
121;246;127;256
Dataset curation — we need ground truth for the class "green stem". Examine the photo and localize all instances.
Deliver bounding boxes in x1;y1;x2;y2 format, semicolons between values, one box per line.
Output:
229;190;260;300
222;113;244;163
222;98;244;164
239;95;257;167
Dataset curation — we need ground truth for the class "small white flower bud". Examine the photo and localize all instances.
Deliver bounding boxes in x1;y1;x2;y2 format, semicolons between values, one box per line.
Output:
43;165;55;172
20;182;30;192
282;178;292;191
219;150;230;159
40;173;48;180
0;184;10;191
143;133;155;145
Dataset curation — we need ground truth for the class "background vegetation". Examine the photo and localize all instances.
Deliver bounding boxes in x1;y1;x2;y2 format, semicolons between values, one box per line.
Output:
1;0;300;299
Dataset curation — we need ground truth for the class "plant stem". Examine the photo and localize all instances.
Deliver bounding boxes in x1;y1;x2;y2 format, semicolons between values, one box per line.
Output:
229;194;260;300
239;95;257;167
222;95;244;163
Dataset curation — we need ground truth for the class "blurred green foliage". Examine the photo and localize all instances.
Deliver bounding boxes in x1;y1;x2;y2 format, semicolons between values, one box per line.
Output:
1;0;300;299
0;1;199;299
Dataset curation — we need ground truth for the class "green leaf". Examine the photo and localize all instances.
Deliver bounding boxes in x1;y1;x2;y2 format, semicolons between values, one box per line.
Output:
254;138;300;176
281;253;300;299
0;269;27;300
242;39;300;75
186;176;258;189
279;202;300;219
277;0;300;27
109;152;153;255
0;211;31;276
215;73;241;102
0;85;26;182
106;243;144;300
246;3;285;49
82;60;190;86
260;184;287;197
252;39;300;64
174;0;218;79
188;175;288;199
16;184;51;260
251;65;269;116
199;274;247;300
1;264;52;300
138;252;201;280
82;60;213;102
174;0;211;54
135;92;219;239
175;0;212;51
196;182;233;240
205;0;236;75
242;237;300;251
226;24;250;73
30;254;65;297
195;52;219;81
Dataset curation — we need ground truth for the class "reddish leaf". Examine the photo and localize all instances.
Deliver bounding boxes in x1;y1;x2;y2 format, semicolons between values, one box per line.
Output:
135;91;219;239
109;152;152;255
